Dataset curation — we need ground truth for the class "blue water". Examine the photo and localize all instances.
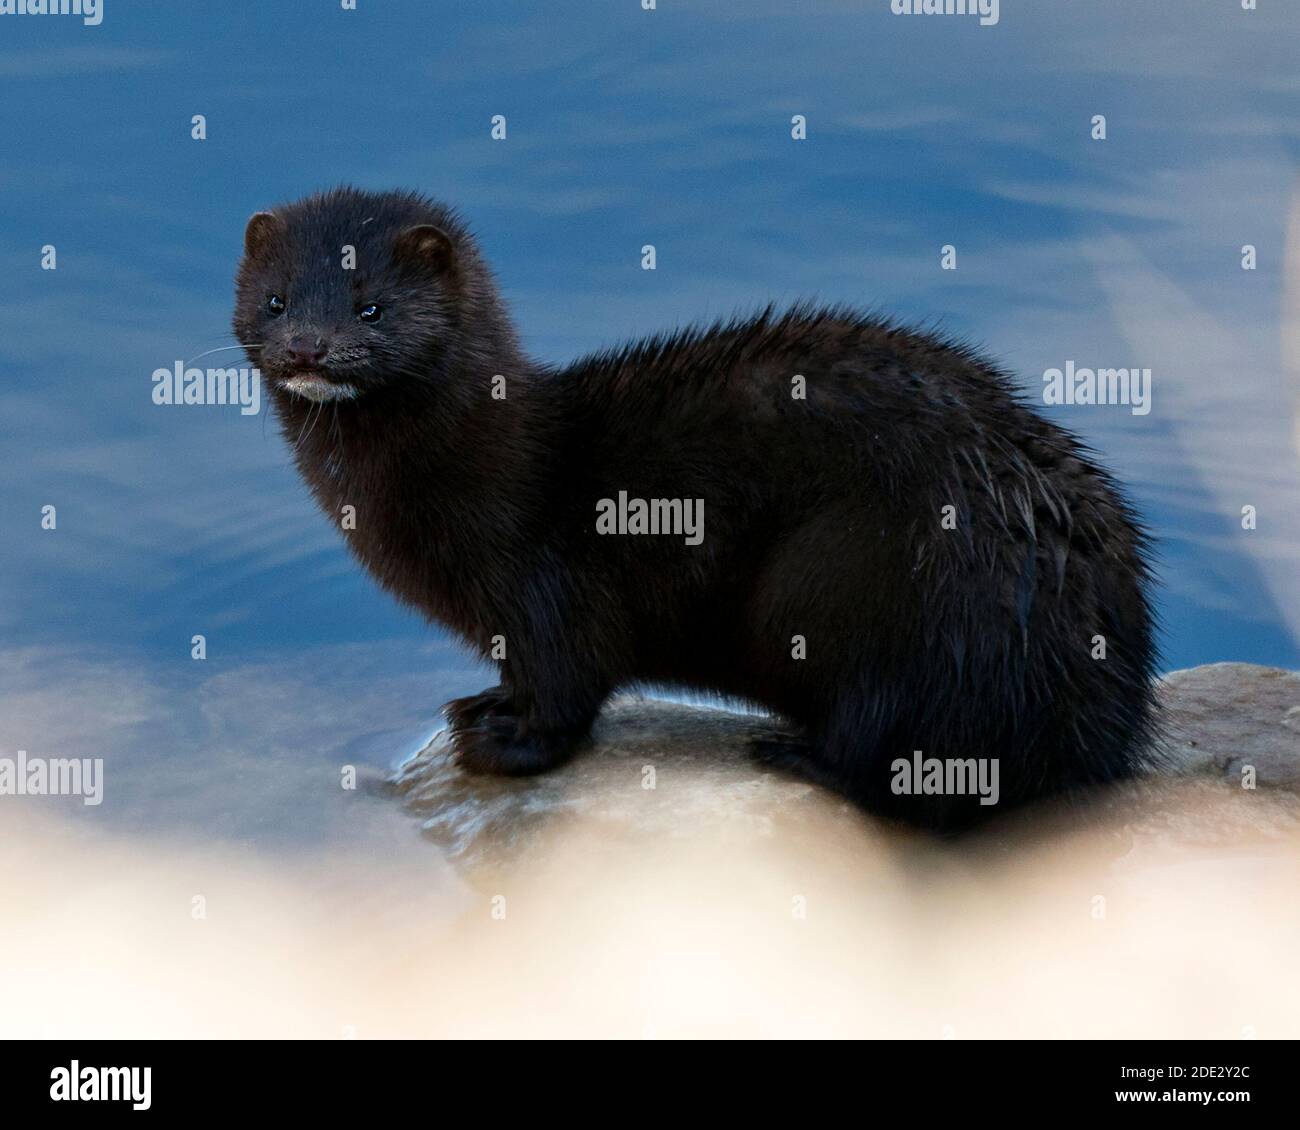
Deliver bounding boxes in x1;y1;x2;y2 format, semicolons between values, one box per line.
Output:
0;2;1297;841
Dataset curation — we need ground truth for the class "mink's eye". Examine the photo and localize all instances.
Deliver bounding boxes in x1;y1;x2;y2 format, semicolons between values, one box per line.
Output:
266;295;285;316
359;304;382;324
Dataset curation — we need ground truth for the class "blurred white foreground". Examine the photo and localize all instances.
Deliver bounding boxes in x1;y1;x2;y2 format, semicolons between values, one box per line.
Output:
2;749;1297;1038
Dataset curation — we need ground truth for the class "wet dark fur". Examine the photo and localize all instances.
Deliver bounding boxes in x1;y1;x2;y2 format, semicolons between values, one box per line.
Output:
233;186;1159;832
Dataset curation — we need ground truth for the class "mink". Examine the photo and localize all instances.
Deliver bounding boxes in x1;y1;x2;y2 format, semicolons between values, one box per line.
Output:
232;186;1159;831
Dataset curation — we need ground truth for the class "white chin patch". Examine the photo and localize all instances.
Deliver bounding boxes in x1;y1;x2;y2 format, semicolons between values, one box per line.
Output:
280;374;359;403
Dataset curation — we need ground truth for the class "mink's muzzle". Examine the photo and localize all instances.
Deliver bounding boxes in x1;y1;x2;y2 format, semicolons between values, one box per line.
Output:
276;370;360;403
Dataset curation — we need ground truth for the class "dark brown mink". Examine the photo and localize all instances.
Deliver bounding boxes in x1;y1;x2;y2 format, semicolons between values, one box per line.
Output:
232;185;1159;832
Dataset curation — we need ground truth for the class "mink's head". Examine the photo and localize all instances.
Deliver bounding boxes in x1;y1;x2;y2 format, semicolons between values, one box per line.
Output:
233;187;497;405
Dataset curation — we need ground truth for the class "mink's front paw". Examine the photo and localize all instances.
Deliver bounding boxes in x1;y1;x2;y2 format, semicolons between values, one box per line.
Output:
443;684;514;730
451;713;585;777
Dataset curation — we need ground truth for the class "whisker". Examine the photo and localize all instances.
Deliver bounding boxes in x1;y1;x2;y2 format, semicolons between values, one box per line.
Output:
183;344;261;366
291;400;314;450
298;400;325;451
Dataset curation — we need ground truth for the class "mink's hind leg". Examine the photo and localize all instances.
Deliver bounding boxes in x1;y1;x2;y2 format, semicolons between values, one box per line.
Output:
748;701;976;831
747;732;853;796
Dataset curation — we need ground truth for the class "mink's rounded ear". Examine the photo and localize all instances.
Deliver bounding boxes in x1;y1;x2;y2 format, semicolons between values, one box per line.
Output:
243;211;282;258
393;224;456;276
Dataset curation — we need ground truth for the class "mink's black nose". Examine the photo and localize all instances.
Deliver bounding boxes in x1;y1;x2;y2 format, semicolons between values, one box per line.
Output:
286;335;329;367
